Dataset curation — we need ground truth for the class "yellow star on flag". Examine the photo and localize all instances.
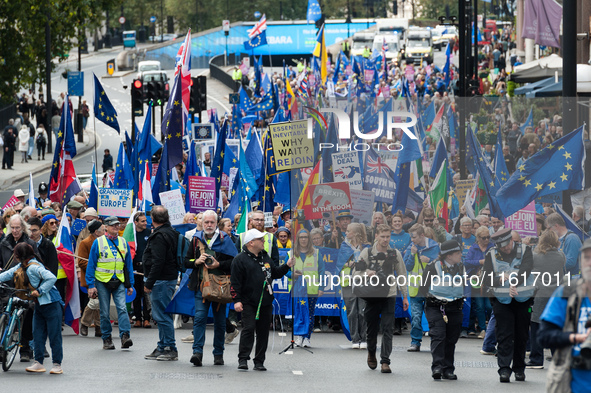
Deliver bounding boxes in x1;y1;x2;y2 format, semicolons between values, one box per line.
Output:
523;179;531;187
560;173;568;181
518;164;525;172
558;146;564;150
518;175;526;181
534;183;543;191
565;163;573;171
563;151;572;159
176;132;181;137
547;144;554;149
548;181;556;189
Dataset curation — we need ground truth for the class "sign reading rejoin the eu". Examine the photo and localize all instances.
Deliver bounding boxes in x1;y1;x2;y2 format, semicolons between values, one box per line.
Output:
269;120;314;171
67;71;84;97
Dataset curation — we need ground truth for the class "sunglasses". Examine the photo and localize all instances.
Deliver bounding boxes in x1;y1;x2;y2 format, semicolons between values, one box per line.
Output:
49;221;57;225
424;219;434;223
479;236;490;240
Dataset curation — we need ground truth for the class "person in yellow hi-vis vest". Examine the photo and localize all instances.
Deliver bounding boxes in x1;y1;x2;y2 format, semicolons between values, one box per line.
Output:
362;46;371;58
288;229;324;348
403;223;440;353
86;216;134;351
232;66;242;82
236;210;279;266
339;223;370;349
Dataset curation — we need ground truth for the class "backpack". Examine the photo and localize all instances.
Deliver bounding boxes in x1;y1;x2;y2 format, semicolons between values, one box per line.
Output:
175;233;190;273
35;133;45;145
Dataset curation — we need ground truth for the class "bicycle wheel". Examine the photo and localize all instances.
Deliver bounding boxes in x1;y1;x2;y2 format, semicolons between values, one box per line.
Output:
0;314;6;363
2;316;21;371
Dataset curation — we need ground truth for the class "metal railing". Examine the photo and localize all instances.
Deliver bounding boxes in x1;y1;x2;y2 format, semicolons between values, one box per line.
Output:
209;53;246;92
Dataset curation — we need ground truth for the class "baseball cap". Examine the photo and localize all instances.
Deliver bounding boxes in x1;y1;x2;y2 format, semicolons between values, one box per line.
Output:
243;229;265;245
104;216;120;226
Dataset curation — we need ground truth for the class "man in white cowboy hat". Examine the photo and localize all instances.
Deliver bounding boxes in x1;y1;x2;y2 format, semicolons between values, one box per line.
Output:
14;189;27;204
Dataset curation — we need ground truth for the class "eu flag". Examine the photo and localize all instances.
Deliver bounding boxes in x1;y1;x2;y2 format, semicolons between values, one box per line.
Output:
306;0;322;22
210;120;229;199
93;74;120;133
494;126;510;185
114;142;134;190
496;126;586;217
161;73;184;168
152;141;171;205
243;30;268;50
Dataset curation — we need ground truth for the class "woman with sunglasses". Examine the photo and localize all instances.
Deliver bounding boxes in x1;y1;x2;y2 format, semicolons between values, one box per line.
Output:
465;226;495;338
288;229;324;348
41;214;59;241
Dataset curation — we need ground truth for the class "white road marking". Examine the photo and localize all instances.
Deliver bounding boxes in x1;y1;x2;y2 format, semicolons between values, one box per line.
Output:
292;370;303;375
208;94;230;113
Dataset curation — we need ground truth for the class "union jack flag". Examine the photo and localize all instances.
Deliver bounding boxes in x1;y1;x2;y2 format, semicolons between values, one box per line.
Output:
382;38;388;52
248;14;267;38
297;77;309;98
366;155;390;174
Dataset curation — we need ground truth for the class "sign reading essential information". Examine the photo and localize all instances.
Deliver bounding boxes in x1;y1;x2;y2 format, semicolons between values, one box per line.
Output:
269;120;314;172
188;176;216;213
98;189;133;217
159;189;185;225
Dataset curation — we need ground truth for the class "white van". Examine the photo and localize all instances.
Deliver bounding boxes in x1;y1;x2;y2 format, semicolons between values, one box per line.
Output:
136;60;161;79
372;34;401;60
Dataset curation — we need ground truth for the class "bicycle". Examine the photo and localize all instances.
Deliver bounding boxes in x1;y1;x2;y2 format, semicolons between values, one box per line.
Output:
0;283;34;371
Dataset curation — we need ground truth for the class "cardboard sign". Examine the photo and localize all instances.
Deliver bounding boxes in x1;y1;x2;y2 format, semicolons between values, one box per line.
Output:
332;151;363;190
455;179;477;208
187;176;216;214
308;182;352;219
192;123;214;140
264;212;274;228
159;189;185;225
98;189;133;217
504;201;537;238
269;120;314;172
350;189;375;225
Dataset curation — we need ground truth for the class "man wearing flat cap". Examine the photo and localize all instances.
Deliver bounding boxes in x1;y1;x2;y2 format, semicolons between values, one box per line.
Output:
325;210;354;249
482;227;534;383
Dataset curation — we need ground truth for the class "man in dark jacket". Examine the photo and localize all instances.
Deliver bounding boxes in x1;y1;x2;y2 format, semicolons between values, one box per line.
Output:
231;229;294;371
27;217;58;276
102;149;113;172
184;210;237;367
143;206;180;361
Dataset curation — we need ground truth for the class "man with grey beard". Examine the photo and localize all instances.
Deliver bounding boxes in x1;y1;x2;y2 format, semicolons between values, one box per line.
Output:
538;239;591;391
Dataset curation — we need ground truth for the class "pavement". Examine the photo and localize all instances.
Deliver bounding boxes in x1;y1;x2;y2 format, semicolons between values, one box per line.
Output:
0;323;548;392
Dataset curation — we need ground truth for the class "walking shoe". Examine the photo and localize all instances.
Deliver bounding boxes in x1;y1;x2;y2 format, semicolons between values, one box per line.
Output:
525;362;543;369
515;372;526;381
478;330;486;339
460;330;468;338
432;368;442;380
480;349;497;356
80;324;88;336
103;336;115;350
499;371;511;383
303;338;311;348
26;361;46;373
407;344;420;352
49;363;63;374
237;359;248;370
20;348;32;362
351;342;360;349
120;333;133;349
359;342;367;349
213;355;224;365
156;347;178;361
181;334;194;343
294;336;304;347
190;352;203;366
468;331;477;336
313;325;321;333
381;363;392;373
145;348;165;360
133;320;142;328
143;320;151;328
367;351;378;370
442;371;458;380
225;328;239;344
321;324;329;333
253;363;267;371
393;327;402;336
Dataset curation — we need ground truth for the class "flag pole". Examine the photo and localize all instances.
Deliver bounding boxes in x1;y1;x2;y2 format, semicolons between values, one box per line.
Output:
93;116;98;169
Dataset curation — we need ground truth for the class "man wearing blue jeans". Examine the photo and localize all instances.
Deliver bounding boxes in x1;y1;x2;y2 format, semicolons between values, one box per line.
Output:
183;210;237;367
87;216;134;351
142;206;182;361
404;223;440;352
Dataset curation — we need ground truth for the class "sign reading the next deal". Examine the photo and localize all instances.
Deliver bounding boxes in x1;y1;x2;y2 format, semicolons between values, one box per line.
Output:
269;120;314;172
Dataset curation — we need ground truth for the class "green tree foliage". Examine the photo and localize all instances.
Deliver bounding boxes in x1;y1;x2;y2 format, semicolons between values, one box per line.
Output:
416;0;458;20
0;0;121;102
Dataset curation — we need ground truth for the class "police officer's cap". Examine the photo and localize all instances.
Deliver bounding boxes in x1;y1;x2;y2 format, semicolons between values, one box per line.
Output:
491;227;512;247
104;216;120;226
440;240;461;256
38;182;48;193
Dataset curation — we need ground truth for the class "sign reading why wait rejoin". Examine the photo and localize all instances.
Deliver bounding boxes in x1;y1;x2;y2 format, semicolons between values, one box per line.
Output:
98;189;133;218
159;189;185;225
504;201;537;238
455;179;477;208
308;182;352;219
188;176;216;213
332;151;362;190
269;120;314;171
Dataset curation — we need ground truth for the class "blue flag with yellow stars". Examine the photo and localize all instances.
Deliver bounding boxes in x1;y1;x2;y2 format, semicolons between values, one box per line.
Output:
161;73;184;168
93;73;120;133
496;126;586;218
494;125;510;186
244;30;268;51
222;142;239;191
152;141;171;205
114;142;134;191
211;120;229;202
238;138;258;201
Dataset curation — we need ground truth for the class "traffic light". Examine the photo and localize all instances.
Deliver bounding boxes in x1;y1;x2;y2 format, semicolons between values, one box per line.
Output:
131;79;144;117
154;81;165;106
146;81;158;103
190;77;199;114
197;75;207;112
393;0;398;15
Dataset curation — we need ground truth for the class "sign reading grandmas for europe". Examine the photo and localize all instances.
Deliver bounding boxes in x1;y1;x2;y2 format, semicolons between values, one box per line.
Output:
269;120;314;172
98;189;133;218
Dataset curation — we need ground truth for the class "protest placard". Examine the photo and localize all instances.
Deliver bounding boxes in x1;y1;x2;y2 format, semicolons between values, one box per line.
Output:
504;201;537;238
269;120;314;171
98;189;133;217
455;179;477;207
308;182;352;219
350;189;375;225
187;176;216;214
159;189;185;225
332;151;363;190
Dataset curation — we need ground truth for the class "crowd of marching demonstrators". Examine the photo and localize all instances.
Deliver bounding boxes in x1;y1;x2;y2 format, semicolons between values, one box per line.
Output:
0;25;589;389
